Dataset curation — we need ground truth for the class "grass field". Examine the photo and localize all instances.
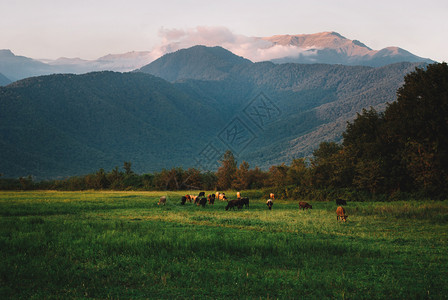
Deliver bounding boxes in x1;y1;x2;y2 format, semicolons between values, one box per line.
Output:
1;191;447;299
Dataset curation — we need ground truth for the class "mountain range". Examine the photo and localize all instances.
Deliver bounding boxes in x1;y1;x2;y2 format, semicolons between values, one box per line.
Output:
0;49;154;83
264;32;432;67
0;44;427;179
0;32;433;83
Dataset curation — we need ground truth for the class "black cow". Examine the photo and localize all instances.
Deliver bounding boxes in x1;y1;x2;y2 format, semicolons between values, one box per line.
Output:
225;199;242;211
199;197;207;207
266;199;273;210
208;194;216;205
336;199;347;205
240;197;249;208
299;201;312;210
198;191;205;198
181;196;187;205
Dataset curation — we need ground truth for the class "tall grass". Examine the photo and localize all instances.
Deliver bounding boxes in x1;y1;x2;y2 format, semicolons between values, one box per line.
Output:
1;191;447;298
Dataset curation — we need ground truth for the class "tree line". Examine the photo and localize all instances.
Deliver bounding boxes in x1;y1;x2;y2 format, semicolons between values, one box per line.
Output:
1;63;447;200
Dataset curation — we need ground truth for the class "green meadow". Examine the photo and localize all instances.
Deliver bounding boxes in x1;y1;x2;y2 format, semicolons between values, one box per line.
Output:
1;191;447;299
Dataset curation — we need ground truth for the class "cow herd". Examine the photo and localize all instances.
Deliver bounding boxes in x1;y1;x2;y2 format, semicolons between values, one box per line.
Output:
159;193;349;221
179;192;228;207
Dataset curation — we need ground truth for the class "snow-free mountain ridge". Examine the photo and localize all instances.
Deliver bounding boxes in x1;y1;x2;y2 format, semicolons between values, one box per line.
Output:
263;32;433;66
0;31;434;81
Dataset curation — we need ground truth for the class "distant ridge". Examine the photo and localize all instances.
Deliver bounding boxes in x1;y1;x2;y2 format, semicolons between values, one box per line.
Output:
1;32;434;81
137;45;252;81
0;72;11;86
263;32;434;66
0;49;55;81
0;49;155;81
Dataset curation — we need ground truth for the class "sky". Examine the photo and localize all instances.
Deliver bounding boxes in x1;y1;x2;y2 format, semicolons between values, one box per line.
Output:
1;0;447;62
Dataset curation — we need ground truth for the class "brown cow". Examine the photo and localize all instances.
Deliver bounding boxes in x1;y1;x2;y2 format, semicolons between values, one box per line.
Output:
269;193;275;200
225;199;242;211
299;201;312;210
208;194;215;205
190;195;198;204
193;195;200;205
158;196;167;206
336;206;348;222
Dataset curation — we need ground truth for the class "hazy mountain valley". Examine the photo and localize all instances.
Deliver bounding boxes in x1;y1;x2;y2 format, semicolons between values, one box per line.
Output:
0;44;427;179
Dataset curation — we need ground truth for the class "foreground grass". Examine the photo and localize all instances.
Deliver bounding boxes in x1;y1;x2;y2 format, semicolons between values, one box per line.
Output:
1;191;447;299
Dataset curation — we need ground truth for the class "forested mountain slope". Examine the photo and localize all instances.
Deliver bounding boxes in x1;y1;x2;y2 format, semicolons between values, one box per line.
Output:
0;45;426;178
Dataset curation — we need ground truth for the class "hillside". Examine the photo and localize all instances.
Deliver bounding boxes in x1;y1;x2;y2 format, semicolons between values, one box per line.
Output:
0;46;426;179
0;72;221;178
138;46;425;167
0;72;11;86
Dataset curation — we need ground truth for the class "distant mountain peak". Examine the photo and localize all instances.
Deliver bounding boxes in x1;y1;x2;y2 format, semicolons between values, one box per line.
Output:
263;32;433;66
168;45;252;63
98;51;152;61
263;31;371;52
0;49;15;57
137;45;252;82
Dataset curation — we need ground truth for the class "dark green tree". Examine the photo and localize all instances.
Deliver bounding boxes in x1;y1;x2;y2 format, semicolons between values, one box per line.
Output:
286;158;310;187
384;62;448;195
216;150;237;190
107;166;124;190
311;142;351;188
268;163;289;188
232;161;250;190
342;108;387;193
123;161;133;175
181;168;203;190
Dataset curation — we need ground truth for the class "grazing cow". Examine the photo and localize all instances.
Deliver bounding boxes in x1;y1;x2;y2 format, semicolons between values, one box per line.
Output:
190;195;198;204
236;192;241;199
181;196;187;205
270;193;275;200
336;199;347;205
299;201;312;210
185;195;192;203
208;194;216;205
240;197;249;208
219;193;227;201
225;199;242;211
158;196;167;206
266;199;273;210
199;197;207;207
336;206;348;222
193;196;201;205
198;192;205;198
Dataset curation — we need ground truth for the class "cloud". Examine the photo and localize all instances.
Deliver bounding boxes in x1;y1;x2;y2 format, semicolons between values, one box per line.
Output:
150;26;310;62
